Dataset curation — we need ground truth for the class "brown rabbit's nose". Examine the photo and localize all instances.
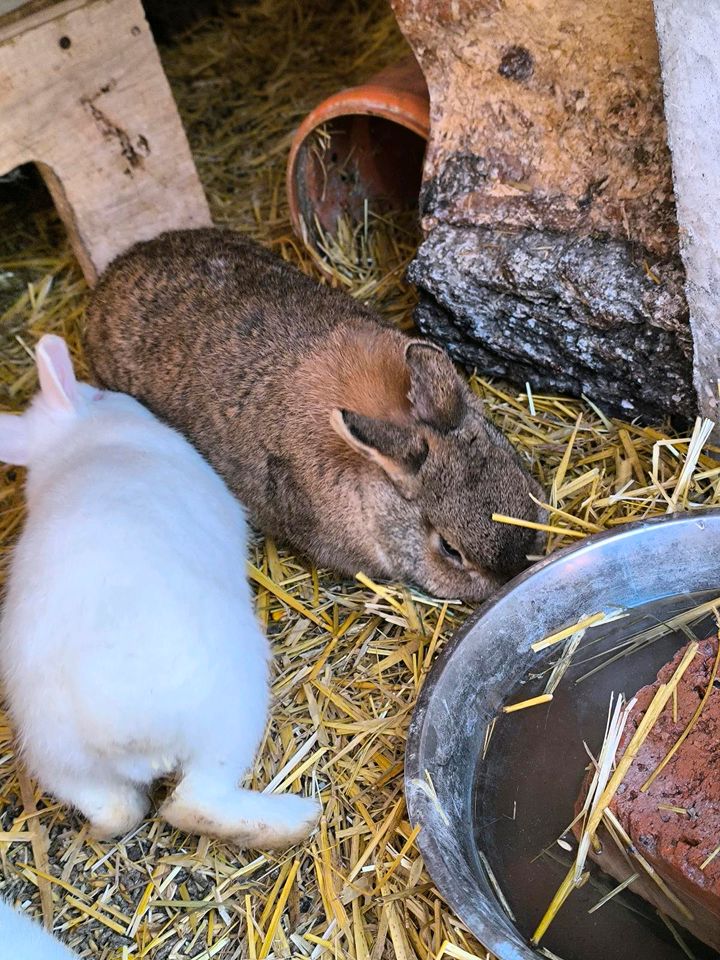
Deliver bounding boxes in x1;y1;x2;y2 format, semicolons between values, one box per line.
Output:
492;526;538;578
495;552;531;579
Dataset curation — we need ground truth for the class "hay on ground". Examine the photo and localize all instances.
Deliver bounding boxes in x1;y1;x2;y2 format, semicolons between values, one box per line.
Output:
0;2;717;959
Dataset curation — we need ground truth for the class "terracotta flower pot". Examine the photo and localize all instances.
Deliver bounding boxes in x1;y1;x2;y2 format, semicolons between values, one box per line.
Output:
286;55;430;258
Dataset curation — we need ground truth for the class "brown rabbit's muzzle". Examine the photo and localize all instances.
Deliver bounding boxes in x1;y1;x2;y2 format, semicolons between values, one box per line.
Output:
489;472;547;576
416;429;545;584
407;522;540;603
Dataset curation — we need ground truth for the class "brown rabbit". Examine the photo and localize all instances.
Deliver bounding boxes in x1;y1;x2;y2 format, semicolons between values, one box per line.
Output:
84;228;544;601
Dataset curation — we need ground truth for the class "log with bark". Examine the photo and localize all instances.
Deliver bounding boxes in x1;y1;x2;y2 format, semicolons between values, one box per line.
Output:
390;0;695;422
653;0;720;427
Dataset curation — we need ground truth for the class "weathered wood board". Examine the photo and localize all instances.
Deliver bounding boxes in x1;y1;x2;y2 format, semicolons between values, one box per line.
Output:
0;0;211;283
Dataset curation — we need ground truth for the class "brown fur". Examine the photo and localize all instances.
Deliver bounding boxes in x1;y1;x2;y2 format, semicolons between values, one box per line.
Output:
84;228;544;601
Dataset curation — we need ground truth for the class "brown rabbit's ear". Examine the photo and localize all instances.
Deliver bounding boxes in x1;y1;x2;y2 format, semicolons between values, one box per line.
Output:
330;408;428;495
405;341;466;433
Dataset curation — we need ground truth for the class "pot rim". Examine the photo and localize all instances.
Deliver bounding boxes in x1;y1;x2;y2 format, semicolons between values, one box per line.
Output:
286;78;430;247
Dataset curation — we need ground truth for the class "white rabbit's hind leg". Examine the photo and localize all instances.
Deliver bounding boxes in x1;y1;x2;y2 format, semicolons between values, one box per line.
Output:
160;771;320;850
44;772;149;839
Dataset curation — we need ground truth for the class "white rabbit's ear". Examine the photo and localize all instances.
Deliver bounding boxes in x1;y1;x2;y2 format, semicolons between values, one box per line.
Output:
36;335;79;412
0;414;29;465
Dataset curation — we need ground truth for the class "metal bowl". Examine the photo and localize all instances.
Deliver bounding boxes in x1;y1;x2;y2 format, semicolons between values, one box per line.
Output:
405;509;720;960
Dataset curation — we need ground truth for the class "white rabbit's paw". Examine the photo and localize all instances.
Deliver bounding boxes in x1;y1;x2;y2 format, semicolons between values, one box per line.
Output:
248;793;322;850
85;785;150;839
43;773;150;840
160;785;320;849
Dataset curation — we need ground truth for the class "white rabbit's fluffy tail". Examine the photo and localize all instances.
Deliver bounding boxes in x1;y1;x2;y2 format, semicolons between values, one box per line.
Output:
160;776;320;850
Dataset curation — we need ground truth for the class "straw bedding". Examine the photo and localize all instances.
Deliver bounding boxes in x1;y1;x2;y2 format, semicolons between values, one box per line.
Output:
0;2;718;958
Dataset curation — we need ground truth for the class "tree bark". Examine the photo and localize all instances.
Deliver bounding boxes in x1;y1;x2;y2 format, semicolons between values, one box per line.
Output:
390;0;694;421
653;0;720;427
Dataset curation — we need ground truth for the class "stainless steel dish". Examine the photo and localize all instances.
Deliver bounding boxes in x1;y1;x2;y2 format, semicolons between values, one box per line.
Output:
405;509;720;960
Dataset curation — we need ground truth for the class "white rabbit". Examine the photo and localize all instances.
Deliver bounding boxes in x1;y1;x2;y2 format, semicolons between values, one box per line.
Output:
0;899;77;959
0;335;320;847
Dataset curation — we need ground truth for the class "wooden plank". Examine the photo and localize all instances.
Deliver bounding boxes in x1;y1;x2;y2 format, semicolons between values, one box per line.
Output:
0;0;88;42
0;0;32;18
0;0;211;282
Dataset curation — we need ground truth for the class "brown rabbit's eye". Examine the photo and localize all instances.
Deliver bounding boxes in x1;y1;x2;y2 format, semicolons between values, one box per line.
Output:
438;535;464;565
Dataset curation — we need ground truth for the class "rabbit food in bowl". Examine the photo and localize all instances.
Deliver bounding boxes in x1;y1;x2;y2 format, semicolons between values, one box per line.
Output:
574;635;720;953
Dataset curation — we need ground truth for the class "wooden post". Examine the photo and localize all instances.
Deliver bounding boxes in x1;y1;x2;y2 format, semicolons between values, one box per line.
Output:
0;0;211;284
653;1;720;427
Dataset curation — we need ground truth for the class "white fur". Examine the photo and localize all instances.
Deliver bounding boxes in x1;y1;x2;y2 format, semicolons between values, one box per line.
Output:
0;336;319;847
0;899;77;959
